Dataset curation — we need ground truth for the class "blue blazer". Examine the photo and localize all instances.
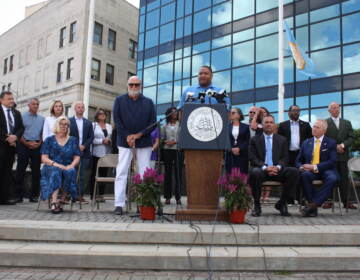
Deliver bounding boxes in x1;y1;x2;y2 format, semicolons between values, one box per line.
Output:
295;136;337;173
69;117;94;159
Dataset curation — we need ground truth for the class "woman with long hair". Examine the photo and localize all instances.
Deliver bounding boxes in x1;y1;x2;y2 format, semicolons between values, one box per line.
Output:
42;100;64;140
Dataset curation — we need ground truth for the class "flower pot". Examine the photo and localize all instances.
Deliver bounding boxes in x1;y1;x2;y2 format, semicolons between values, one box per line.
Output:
140;206;156;220
230;209;247;224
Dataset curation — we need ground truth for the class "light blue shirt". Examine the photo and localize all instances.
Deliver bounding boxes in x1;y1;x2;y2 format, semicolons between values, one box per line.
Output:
178;84;231;111
22;111;45;141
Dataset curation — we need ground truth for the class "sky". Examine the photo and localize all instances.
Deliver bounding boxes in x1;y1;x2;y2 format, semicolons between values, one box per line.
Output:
0;0;140;36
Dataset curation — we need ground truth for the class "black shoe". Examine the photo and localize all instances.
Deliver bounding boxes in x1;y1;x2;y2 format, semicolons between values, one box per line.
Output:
157;208;163;216
114;206;123;215
13;198;23;203
251;205;262;217
275;201;291;216
29;197;38;203
0;201;16;205
176;199;182;205
301;205;318;217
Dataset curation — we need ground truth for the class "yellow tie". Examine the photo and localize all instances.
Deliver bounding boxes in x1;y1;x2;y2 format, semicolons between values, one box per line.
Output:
312;139;321;165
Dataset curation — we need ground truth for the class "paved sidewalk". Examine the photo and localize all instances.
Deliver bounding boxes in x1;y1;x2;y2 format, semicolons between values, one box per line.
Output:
0;268;360;280
0;197;358;225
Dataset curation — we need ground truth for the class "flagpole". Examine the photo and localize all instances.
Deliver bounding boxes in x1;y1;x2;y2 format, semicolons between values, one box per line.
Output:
278;0;285;123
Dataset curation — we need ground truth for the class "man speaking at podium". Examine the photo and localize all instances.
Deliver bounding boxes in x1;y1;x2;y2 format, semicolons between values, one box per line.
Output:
178;66;231;110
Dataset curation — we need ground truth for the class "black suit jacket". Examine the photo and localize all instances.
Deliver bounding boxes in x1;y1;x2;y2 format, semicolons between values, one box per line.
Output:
278;119;312;150
0;106;24;146
249;133;289;169
69;117;94;159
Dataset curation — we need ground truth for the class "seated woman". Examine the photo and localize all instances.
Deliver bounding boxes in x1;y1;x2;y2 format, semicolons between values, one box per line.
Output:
40;116;80;214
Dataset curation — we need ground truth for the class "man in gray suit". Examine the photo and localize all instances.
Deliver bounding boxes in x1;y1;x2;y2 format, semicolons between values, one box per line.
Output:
324;102;355;209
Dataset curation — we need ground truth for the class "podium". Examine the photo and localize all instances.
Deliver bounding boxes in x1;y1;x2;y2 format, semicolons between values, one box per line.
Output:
176;104;230;221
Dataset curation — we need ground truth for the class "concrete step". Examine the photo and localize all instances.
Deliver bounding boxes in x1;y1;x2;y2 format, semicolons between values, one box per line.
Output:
1;220;360;246
0;240;359;271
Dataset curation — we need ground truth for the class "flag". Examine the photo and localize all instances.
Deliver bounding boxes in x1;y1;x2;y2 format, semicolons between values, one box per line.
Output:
284;21;316;77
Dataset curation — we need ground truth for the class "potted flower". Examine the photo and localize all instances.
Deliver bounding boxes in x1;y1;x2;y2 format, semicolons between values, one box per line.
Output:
217;168;252;224
131;167;164;220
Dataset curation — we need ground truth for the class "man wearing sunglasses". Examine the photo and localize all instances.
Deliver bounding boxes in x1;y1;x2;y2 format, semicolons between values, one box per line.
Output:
112;76;156;215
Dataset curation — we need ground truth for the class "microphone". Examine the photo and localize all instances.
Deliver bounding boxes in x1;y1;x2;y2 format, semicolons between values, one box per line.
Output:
198;91;206;103
185;91;196;102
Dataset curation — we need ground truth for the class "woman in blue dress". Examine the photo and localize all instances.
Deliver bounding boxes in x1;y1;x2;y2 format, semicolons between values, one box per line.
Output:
40;116;80;214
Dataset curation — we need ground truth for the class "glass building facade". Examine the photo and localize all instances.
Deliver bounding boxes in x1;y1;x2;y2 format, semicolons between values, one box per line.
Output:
136;0;360;127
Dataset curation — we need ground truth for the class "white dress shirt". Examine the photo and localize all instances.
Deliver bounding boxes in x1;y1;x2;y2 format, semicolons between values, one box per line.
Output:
289;120;300;151
331;116;340;129
75;117;84;146
2;104;14;134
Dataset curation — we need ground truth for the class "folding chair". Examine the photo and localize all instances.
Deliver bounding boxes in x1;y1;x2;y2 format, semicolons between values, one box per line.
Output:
91;154;118;211
347;157;360;212
312;180;343;215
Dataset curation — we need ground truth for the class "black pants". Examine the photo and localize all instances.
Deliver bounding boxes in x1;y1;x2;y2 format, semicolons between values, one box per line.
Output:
336;161;350;204
163;149;183;201
249;167;299;206
0;144;16;202
288;150;301;202
14;143;41;199
89;156;107;198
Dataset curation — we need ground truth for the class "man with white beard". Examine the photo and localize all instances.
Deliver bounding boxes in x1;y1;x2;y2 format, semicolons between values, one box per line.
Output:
112;76;156;215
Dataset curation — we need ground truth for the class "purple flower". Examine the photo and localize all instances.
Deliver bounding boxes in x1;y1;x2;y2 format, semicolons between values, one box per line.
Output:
217;175;228;187
230;168;241;179
132;173;142;184
143;167;157;179
155;174;164;184
228;184;237;193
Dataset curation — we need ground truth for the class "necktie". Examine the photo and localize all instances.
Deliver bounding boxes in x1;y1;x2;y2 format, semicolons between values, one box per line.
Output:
265;135;273;166
312;139;321;165
7;109;14;134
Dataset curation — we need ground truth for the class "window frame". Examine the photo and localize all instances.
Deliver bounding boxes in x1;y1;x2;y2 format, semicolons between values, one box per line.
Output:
59;26;66;48
108;28;117;51
69;21;77;43
94;22;103;45
105;63;115;85
66;57;74;80
57;61;64;83
91;58;101;81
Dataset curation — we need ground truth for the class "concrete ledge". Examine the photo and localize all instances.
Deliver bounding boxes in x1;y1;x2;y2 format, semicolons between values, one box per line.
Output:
0;241;359;271
0;220;360;246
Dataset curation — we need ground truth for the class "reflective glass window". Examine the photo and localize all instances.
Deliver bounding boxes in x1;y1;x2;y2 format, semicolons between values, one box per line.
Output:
157;82;173;104
296;26;309;52
183;78;191;89
310;19;340;51
256;0;292;13
238;103;254;117
159;52;173;63
146;9;160;30
177;0;184;18
256;60;277;87
212;2;232;27
233;29;254;43
158;61;174;84
137;60;143;69
162;0;173;4
147;0;160;11
194;0;211;12
312;47;341;78
184;16;192;36
175;49;182;59
310;5;340;23
232;65;254;91
174;81;182;101
343;13;360;44
139;15;145;33
161;3;176;24
256;21;278;37
194;9;211;33
233;40;254;67
193;41;210;54
138;33;144;51
233;0;254;20
144;56;157;68
296;96;309;109
143;86;157;102
174;59;182;80
184;46;191;57
192;52;210;76
212;35;231;48
176;19;184;39
185;0;193;15
160;22;174;44
256;34;278;62
191;76;198;85
343;43;360;74
344;105;360;128
183;57;191;78
311;92;341;107
256;100;277;113
145;28;159;49
344;89;360;104
342;0;360;14
296;13;308;27
212;47;231;71
143;65;158;87
284;57;294;83
213;70;230;91
136;69;143;81
310;108;329;124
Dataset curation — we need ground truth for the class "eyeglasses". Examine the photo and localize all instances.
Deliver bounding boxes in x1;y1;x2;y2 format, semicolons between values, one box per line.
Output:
59;123;69;127
128;83;140;87
249;111;256;114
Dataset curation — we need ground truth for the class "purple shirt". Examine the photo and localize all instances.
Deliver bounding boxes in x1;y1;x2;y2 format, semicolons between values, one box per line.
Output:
151;127;160;161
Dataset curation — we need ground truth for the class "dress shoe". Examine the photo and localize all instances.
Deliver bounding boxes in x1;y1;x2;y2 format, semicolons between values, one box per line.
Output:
77;197;89;204
322;201;333;209
165;199;171;205
114;206;123;215
275;201;291;216
251;205;262;217
0;201;16;205
176;199;182;205
344;203;357;209
29;197;38;203
301;204;318;217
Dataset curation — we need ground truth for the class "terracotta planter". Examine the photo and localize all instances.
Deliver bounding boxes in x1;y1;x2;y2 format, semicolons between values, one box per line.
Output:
140;206;156;220
230;209;247;224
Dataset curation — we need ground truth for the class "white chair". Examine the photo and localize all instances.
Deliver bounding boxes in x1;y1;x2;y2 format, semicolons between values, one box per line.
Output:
347;157;360;212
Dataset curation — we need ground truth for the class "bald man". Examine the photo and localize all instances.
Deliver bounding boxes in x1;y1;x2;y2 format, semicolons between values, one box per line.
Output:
325;102;355;209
